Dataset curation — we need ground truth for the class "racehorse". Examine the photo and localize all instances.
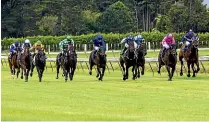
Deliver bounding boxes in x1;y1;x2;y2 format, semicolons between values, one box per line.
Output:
62;44;77;81
135;43;146;78
8;46;22;79
179;36;200;77
56;44;77;81
20;46;32;82
89;46;106;81
30;48;46;82
158;44;177;81
120;41;137;81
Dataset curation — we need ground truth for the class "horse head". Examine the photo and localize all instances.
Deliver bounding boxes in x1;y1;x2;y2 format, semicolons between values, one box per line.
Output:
136;43;146;56
191;36;199;48
98;46;106;58
168;44;177;56
128;41;135;52
37;50;46;64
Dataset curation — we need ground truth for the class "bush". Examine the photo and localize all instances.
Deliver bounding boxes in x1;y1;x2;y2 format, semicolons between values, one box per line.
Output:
2;32;209;46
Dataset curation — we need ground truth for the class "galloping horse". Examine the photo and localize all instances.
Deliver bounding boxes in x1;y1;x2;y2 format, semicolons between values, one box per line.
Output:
30;48;46;82
8;46;22;79
89;46;106;81
63;44;77;81
120;41;137;81
135;43;146;78
20;46;32;82
158;44;177;81
179;36;200;77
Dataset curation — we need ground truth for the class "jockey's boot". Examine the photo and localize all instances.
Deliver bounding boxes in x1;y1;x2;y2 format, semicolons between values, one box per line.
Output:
18;54;22;65
58;53;62;65
9;54;12;62
73;51;77;57
120;47;127;56
93;50;97;58
161;48;166;57
184;46;188;53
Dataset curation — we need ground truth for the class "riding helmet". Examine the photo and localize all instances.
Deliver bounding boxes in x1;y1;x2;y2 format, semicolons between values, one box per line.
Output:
24;39;30;43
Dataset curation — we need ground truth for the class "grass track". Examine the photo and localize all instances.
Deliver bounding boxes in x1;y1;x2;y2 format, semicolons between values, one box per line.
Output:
1;67;209;120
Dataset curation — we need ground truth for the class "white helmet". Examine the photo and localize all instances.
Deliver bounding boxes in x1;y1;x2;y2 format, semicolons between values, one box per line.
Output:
24;39;30;43
137;34;142;39
189;29;193;32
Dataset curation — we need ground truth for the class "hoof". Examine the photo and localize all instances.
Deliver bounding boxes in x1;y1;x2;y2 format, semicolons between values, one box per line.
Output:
180;72;183;76
30;73;33;77
168;79;172;81
158;71;160;74
132;77;136;80
56;77;59;79
96;74;99;78
123;77;126;81
65;80;67;82
89;72;92;75
21;76;23;79
192;75;196;77
187;74;191;77
141;72;144;75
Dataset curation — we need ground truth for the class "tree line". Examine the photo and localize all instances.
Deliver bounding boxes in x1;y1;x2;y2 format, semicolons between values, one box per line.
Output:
2;0;209;38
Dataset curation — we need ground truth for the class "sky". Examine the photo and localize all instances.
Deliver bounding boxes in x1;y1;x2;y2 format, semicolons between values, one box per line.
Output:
203;0;209;7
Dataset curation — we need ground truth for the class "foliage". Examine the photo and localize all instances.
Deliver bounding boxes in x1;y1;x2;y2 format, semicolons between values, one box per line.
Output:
2;32;209;46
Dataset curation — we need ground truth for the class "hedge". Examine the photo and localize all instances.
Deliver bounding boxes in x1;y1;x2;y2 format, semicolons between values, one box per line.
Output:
1;32;209;46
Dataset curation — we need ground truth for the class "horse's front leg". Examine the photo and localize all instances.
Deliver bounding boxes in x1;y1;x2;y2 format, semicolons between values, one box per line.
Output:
64;69;68;82
100;66;106;81
56;64;60;79
179;56;184;76
187;62;191;77
191;63;196;77
195;60;200;73
20;68;23;79
17;68;20;79
30;63;35;77
11;66;15;79
141;63;145;75
125;65;129;80
97;67;101;81
132;66;136;80
171;66;176;80
89;63;93;75
24;69;28;82
166;66;171;81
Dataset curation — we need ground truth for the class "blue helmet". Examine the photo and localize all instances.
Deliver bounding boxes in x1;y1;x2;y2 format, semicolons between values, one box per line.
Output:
14;40;19;47
127;35;133;41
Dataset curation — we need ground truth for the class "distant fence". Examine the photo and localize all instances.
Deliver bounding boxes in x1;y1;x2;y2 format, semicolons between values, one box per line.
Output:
2;41;209;52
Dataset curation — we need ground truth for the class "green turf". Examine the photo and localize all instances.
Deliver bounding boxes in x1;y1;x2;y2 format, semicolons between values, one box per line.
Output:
1;67;209;121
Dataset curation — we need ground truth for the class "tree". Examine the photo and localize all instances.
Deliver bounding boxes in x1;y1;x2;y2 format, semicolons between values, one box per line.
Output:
99;1;134;33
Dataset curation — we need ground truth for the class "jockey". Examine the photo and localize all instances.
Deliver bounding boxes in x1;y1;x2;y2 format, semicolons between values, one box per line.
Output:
19;39;32;63
180;29;195;52
58;36;76;64
9;40;21;61
120;35;137;55
134;34;147;55
92;34;106;57
161;33;176;57
31;40;45;64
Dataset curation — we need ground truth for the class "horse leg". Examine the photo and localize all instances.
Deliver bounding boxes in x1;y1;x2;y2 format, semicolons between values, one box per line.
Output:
24;69;28;82
30;63;35;77
69;67;74;81
89;63;93;75
125;65;129;80
97;67;102;81
187;62;191;77
101;66;106;81
158;62;162;74
195;61;200;73
65;69;68;82
20;68;23;79
132;66;136;80
56;64;60;79
179;56;184;76
120;62;126;81
166;66;171;81
171;66;175;81
17;68;20;79
191;63;196;77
